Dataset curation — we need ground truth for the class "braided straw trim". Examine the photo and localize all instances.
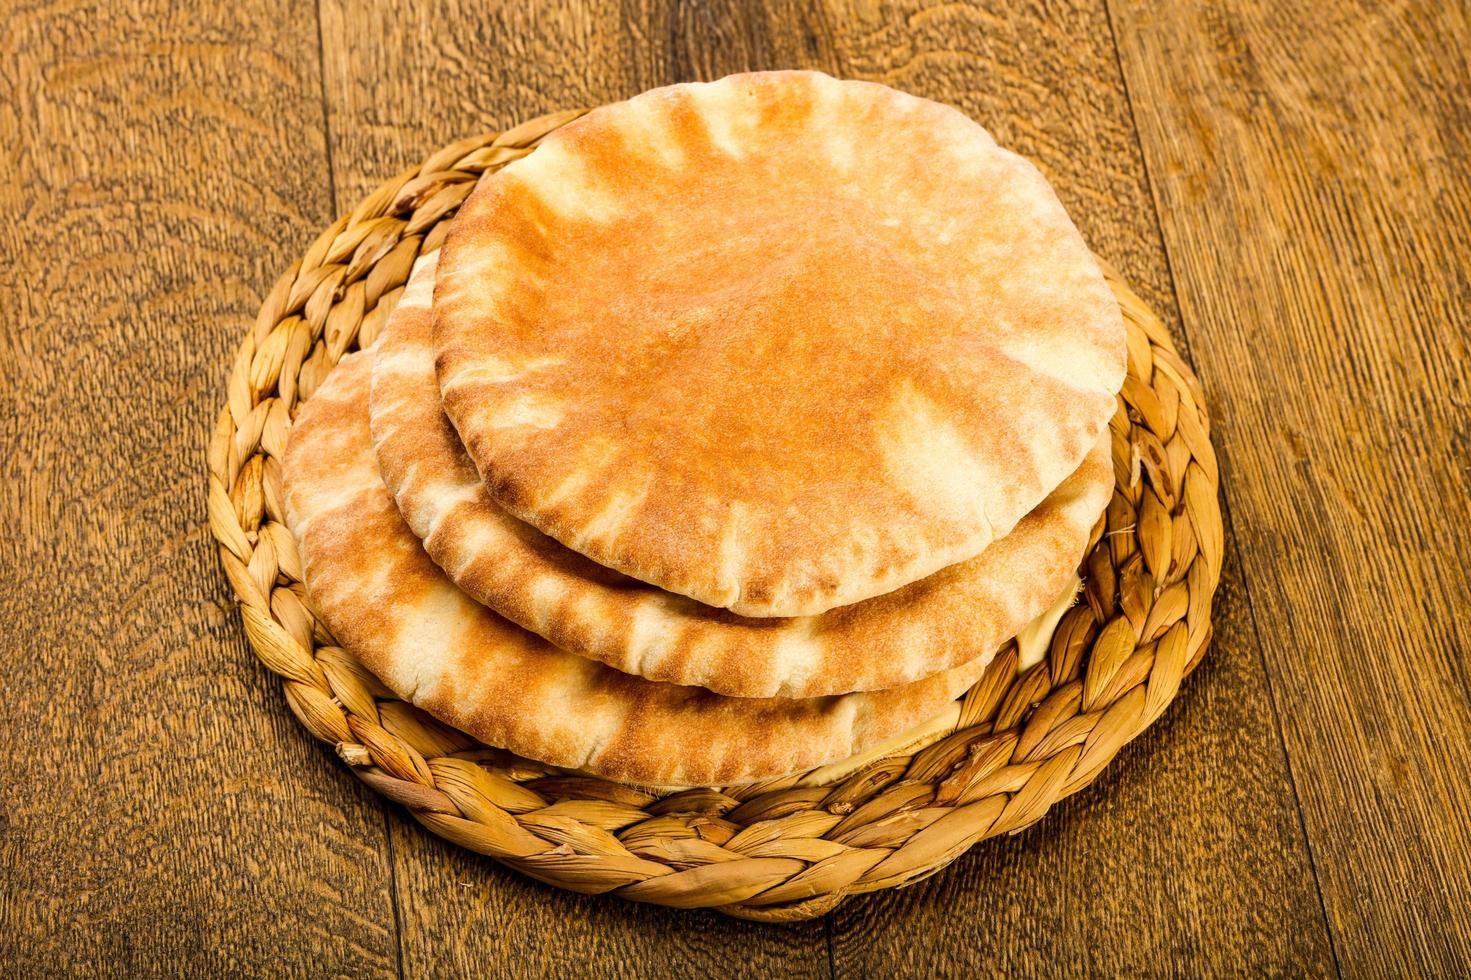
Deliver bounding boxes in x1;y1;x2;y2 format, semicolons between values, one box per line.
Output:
207;110;1223;921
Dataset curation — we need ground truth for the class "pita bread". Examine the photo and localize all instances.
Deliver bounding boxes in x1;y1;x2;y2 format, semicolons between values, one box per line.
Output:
375;252;1112;697
284;350;988;787
434;70;1125;617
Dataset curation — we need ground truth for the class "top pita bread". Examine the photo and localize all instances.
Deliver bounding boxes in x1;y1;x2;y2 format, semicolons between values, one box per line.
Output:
375;252;1112;697
434;70;1125;617
284;350;987;786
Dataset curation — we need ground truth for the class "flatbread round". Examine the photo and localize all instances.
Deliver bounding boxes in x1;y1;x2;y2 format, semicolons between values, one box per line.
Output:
376;252;1113;697
434;70;1125;617
285;350;987;786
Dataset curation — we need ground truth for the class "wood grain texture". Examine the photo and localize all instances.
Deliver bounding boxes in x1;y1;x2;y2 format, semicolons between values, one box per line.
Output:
0;1;399;975
810;3;1332;972
3;0;1466;973
1112;0;1471;973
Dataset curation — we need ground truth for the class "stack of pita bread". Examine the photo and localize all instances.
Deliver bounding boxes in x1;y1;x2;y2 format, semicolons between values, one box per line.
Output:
283;71;1125;787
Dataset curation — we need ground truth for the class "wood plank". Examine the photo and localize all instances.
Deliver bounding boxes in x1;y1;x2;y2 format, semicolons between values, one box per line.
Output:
319;0;652;209
314;2;835;973
816;1;1335;974
0;2;398;974
1110;0;1471;972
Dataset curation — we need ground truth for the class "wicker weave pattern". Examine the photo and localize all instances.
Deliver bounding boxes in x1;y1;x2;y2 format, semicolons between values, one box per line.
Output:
207;111;1222;920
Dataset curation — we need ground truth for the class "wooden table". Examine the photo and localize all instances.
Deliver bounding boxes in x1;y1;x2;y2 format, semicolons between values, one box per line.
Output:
3;1;1468;975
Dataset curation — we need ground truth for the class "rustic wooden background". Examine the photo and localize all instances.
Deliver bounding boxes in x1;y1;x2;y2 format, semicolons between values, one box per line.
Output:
2;0;1468;975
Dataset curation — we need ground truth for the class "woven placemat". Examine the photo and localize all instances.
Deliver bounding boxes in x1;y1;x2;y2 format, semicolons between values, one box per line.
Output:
207;109;1223;921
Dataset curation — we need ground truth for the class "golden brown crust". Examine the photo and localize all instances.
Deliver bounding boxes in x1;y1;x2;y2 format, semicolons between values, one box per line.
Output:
376;251;1112;697
285;351;986;786
434;71;1125;617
